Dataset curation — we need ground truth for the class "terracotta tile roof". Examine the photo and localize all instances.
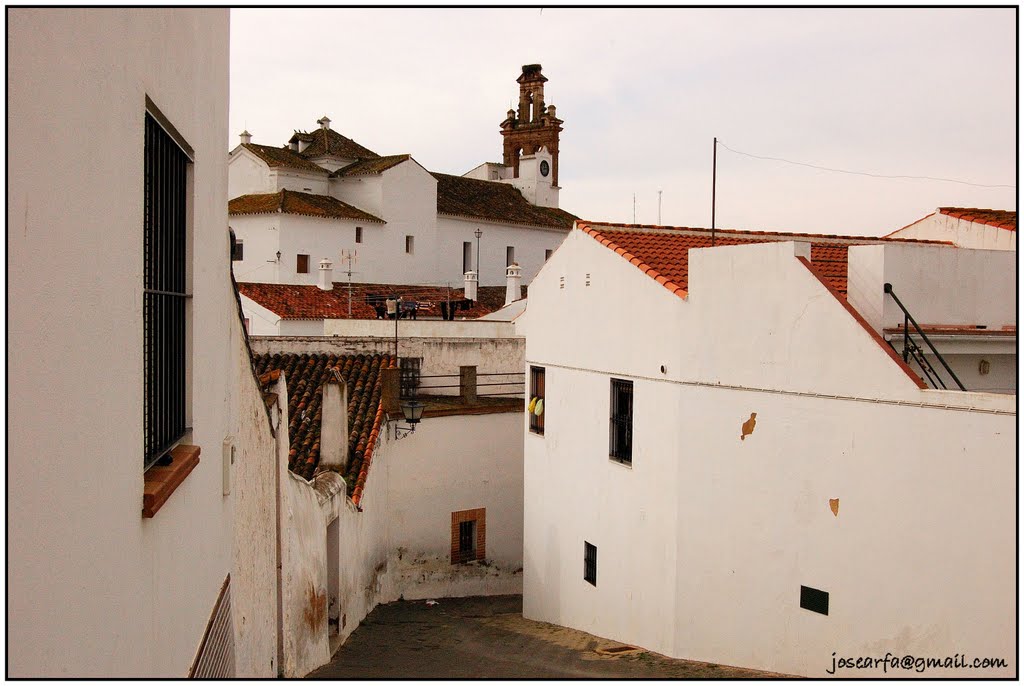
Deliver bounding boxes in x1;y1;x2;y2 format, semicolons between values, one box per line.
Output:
433;172;577;229
241;143;329;174
254;353;394;503
238;281;519;320
229;190;384;223
296;127;380;160
578;223;868;297
332;154;411;177
938;207;1016;231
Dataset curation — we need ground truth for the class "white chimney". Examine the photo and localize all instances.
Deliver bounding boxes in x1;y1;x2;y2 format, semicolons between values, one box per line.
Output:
239;129;252;145
464;270;478;302
319;369;349;471
317;115;332;130
318;258;333;291
505;263;522;306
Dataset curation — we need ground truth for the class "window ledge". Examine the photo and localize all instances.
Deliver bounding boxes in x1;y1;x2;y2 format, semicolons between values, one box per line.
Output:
609;457;633;470
143;444;201;518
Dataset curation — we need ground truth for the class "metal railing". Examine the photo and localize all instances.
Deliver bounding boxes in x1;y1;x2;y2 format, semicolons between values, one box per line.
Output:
883;283;966;391
415;371;525;398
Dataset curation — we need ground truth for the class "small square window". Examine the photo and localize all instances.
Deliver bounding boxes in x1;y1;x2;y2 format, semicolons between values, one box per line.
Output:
405;235;414;254
584;542;597;586
297;254;310;274
231;238;244;261
451;508;486;564
610;379;633;464
545;249;553;261
529;366;545;435
355;226;363;244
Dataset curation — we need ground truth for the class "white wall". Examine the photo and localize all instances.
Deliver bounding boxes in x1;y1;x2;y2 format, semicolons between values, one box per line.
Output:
277;214;370;286
8;8;235;677
228;148;273;198
325;319;516;339
891;212;1016;250
436;216;570;287
521;230;1016;677
231;214;282;284
270;169;329;196
230;310;280;677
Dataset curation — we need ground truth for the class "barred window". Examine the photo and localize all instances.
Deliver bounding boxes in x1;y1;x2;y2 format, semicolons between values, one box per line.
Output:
144;111;190;470
400;357;422;399
609;378;633;464
584;542;597;586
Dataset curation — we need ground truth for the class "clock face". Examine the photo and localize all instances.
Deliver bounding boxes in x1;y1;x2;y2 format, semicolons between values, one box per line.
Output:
540;160;550;177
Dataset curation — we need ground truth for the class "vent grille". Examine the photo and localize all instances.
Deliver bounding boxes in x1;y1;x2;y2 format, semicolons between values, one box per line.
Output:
190;575;235;678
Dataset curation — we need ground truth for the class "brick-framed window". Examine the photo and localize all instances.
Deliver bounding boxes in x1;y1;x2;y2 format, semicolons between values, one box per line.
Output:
144;110;191;470
451;508;486;564
296;253;310;274
584;541;597;586
529;366;545;435
405;235;414;254
355;226;363;244
609;378;633;464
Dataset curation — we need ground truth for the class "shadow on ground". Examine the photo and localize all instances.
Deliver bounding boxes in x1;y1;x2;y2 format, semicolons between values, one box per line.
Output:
308;594;787;678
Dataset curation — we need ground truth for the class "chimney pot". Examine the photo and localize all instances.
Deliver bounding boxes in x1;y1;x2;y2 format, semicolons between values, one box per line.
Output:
505;263;522;306
464;270;478;302
318;258;334;291
240;130;252;145
317;115;331;130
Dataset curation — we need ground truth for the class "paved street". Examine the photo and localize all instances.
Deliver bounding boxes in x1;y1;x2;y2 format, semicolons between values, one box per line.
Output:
308;595;786;679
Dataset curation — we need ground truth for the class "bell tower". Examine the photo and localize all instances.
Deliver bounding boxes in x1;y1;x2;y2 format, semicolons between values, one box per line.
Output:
500;64;563;187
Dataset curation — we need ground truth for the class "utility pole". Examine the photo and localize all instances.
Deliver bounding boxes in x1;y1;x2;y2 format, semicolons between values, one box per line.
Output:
657;188;663;225
712;137;717;247
632;193;636;224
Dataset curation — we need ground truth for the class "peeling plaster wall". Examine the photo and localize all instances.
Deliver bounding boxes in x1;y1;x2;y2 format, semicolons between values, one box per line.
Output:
522;231;1016;678
250;334;525;394
230;328;280;677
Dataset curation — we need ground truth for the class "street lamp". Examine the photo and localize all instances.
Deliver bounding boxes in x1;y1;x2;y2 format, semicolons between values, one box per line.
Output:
474;228;482;284
393;399;425;440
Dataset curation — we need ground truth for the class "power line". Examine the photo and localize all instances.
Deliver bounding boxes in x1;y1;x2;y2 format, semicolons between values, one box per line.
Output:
717;140;1015;189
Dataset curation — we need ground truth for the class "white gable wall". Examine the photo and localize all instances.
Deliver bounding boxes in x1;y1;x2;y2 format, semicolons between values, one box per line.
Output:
228;148;274;197
890;212;1016;250
522;230;1015;677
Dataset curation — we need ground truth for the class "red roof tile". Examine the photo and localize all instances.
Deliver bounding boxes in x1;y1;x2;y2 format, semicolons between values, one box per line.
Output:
254;353;393;501
332;154;411;177
238;281;520;320
293;127;379;160
433;172;577;229
229;189;384;223
938;207;1016;231
241;143;329;174
578;223;869;297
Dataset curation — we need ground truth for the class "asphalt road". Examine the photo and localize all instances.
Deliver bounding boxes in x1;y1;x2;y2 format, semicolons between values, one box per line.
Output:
308;594;785;679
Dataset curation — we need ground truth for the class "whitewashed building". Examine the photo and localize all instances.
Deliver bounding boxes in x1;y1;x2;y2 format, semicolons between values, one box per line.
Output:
886;206;1016;250
8;8;280;678
229;65;575;328
519;222;1016;678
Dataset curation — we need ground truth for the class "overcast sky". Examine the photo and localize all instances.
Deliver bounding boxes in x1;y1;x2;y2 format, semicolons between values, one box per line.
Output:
230;8;1016;236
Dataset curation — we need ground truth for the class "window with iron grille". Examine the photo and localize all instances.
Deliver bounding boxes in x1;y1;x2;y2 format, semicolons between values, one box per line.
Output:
463;241;472;274
609;378;633;464
231;237;243;261
529;366;545;435
296;253;310;274
399;357;421;399
459;521;476;557
144;111;190;470
584;542;597;586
